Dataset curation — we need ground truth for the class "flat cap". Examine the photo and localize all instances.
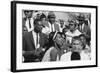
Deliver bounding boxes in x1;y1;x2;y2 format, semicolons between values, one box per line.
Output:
48;11;56;18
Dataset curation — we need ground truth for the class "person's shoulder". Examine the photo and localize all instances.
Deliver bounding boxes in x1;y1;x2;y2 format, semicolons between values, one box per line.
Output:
62;52;72;57
40;32;48;37
54;22;60;26
23;31;32;37
65;30;72;37
65;30;70;34
81;51;90;60
50;47;58;58
75;29;80;32
44;21;49;27
50;47;57;54
75;29;82;35
60;52;72;61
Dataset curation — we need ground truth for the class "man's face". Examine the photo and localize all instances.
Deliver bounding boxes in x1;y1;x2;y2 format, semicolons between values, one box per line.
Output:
63;28;68;33
41;18;46;22
79;20;84;25
41;18;47;24
80;36;86;45
34;21;43;33
49;17;55;24
24;11;33;18
72;40;83;52
60;21;64;27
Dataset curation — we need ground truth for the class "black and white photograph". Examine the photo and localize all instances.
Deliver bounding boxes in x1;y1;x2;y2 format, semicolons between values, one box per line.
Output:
11;1;97;72
22;10;91;62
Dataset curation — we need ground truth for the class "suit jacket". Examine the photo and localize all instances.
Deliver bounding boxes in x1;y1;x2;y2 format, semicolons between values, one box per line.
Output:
44;21;60;32
22;17;34;32
78;22;91;38
23;31;49;62
23;31;49;51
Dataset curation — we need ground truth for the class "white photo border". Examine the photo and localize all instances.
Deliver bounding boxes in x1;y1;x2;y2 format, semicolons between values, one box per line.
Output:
11;1;98;72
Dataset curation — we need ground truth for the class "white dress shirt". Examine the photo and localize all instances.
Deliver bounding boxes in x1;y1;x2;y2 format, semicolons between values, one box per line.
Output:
25;18;34;32
48;22;55;32
42;22;55;35
42;26;50;35
59;25;65;32
32;31;40;49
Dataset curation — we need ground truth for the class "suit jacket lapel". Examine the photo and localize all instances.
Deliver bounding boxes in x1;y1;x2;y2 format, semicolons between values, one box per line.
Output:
39;33;42;45
82;24;87;33
39;33;45;47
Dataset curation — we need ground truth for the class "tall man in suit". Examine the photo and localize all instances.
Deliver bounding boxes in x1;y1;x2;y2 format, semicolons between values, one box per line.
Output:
77;14;91;39
23;18;49;62
23;10;34;33
42;11;60;35
59;19;65;32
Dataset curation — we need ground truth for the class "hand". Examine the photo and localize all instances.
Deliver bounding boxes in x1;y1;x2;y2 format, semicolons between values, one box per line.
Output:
35;47;44;56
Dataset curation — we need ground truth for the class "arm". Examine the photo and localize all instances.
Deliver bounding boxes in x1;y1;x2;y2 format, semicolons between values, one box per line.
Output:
50;48;58;61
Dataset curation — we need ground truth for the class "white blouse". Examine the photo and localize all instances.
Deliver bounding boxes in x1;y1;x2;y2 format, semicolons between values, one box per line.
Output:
60;51;91;61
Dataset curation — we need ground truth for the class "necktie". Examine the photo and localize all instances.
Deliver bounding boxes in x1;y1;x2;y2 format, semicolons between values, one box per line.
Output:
71;52;81;60
36;33;38;46
29;18;31;28
80;25;83;32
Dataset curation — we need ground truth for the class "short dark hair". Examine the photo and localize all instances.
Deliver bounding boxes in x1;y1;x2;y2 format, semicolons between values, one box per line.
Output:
24;10;33;14
72;36;80;40
79;34;86;38
40;13;46;20
54;32;66;40
47;12;56;19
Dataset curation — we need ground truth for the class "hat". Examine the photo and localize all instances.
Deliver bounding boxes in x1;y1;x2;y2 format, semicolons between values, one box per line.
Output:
48;11;56;18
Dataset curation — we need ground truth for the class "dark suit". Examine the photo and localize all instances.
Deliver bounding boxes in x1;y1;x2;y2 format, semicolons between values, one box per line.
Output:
23;31;49;62
78;21;91;38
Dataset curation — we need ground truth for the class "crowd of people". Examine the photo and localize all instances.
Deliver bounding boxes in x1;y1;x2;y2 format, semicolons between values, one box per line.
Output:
22;10;91;62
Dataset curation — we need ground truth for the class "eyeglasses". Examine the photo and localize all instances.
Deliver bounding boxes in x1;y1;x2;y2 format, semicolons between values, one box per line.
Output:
73;43;80;45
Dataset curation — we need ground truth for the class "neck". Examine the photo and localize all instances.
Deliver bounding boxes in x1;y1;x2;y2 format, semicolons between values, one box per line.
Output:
26;17;31;19
70;29;75;33
49;21;54;24
72;50;82;53
55;43;62;51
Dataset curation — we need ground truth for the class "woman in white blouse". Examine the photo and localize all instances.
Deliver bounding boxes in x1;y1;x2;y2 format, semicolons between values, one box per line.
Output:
60;36;91;61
